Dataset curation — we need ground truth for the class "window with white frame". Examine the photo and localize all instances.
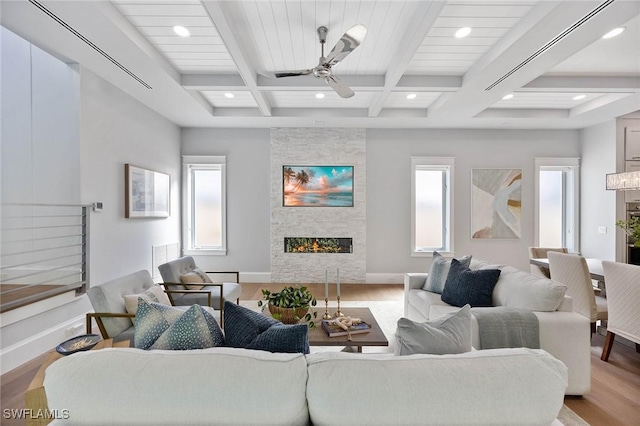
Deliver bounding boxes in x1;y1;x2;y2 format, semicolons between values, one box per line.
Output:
182;156;226;255
411;157;454;256
535;158;580;252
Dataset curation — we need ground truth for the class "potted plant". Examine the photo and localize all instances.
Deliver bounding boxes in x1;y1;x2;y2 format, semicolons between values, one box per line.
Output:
616;217;640;247
258;286;318;328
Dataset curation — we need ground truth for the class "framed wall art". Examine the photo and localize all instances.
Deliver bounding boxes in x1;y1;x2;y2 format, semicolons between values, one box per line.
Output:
125;164;170;218
471;168;521;239
283;165;354;207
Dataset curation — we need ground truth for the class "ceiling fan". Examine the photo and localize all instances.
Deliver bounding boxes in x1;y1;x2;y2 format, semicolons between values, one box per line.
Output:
274;24;367;99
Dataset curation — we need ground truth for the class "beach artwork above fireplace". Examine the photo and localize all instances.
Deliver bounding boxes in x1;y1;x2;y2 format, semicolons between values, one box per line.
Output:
283;166;354;207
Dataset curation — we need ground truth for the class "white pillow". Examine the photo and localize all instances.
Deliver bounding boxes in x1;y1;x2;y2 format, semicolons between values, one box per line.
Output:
124;286;172;315
395;305;472;355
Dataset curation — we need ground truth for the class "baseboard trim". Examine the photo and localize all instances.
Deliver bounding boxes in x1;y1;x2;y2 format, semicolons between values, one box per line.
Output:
0;313;87;375
239;272;271;283
365;273;404;284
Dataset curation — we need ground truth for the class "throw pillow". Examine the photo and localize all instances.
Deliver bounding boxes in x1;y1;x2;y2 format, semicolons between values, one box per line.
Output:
395;305;472;355
441;259;501;307
123;286;172;315
179;267;212;291
422;251;472;294
134;300;224;350
223;301;310;354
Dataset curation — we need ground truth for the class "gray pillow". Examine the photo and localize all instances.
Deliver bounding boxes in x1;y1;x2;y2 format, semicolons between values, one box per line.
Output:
134;300;224;350
395;305;472;355
422;251;472;293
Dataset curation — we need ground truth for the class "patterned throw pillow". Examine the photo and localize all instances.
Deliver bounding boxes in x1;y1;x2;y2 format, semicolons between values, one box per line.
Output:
179;267;212;291
133;300;224;350
395;305;472;355
422;252;472;294
441;259;501;307
123;286;172;315
223;301;309;354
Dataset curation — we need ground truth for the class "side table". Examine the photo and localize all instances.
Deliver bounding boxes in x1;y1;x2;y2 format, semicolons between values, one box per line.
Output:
25;338;130;426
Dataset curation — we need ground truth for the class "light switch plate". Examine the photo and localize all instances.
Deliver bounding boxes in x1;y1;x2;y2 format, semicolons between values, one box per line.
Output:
598;226;607;234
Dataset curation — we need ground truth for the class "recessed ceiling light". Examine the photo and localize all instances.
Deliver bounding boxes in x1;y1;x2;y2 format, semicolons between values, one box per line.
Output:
315;93;325;99
573;94;586;100
602;27;625;39
406;93;417;100
173;25;190;37
502;93;514;100
455;27;472;38
224;92;234;99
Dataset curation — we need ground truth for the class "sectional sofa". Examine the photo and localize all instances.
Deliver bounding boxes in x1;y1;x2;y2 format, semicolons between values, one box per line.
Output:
42;346;567;425
404;258;591;395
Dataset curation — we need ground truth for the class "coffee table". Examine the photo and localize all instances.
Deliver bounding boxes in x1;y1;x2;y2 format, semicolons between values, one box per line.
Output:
308;307;389;353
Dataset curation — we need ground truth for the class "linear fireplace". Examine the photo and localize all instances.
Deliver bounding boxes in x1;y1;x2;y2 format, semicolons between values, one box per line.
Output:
285;237;352;254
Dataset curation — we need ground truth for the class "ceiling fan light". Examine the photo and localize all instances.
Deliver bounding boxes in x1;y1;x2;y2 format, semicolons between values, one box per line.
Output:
455;27;472;38
173;25;190;37
573;94;586;100
315;93;325;99
406;93;417;100
602;27;625;39
224;92;234;99
502;93;514;100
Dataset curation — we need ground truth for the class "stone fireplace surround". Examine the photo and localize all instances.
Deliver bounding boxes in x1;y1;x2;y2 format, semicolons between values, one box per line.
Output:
270;128;366;283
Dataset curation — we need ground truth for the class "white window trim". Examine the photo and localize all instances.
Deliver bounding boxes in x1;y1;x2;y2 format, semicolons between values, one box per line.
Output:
411;157;455;257
534;157;580;252
182;155;227;256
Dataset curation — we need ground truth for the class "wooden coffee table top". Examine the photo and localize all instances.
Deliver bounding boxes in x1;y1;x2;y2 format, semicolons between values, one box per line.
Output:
308;307;389;348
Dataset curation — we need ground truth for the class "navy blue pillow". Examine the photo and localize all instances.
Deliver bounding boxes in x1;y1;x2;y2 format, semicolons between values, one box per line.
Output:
441;259;501;307
223;301;310;354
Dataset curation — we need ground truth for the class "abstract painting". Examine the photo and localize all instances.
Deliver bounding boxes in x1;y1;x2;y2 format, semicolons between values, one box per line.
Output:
471;169;522;239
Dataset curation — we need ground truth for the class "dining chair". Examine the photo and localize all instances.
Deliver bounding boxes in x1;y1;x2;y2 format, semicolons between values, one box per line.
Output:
528;247;568;278
600;261;640;361
548;252;607;336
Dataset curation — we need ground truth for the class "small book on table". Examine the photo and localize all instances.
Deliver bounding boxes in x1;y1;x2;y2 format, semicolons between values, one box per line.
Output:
321;320;371;337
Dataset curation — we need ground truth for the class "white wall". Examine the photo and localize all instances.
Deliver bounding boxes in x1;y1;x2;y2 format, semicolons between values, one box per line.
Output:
367;129;580;273
181;128;271;275
0;27;180;372
182;128;580;277
80;68;181;284
579;120;617;260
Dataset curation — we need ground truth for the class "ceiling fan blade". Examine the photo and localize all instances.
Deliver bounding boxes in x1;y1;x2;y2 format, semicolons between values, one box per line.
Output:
325;75;354;98
325;24;367;67
274;69;313;78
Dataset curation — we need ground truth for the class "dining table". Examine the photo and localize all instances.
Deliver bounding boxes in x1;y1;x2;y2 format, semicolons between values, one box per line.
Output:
529;257;606;296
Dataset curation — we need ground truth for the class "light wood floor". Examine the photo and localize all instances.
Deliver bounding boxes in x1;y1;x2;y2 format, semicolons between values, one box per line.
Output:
2;283;639;426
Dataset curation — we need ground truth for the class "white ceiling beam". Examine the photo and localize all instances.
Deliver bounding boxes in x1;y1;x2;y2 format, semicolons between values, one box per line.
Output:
523;76;640;92
396;76;462;92
428;0;640;120
368;1;446;117
181;74;247;91
201;0;272;117
257;75;385;90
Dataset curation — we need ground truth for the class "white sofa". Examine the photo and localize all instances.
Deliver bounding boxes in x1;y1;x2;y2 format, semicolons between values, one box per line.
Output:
43;346;568;425
404;259;591;396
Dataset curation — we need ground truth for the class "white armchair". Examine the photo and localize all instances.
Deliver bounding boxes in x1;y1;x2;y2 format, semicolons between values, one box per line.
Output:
601;261;640;361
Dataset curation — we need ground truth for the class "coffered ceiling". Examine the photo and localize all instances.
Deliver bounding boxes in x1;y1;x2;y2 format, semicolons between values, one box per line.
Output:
2;0;639;129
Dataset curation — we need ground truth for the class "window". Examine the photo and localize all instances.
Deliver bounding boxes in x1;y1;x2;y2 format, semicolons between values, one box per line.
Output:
535;158;579;252
182;156;226;255
411;157;454;256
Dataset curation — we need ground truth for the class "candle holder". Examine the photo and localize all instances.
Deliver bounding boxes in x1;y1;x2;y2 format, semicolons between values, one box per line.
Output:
323;298;332;320
334;296;344;318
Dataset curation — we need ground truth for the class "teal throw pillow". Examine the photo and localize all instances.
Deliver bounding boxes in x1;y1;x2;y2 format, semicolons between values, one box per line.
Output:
134;300;224;350
441;259;501;307
423;251;472;294
223;301;310;354
396;305;472;355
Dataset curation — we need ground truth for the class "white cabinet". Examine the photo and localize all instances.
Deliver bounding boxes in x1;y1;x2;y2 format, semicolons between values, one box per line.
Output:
626;128;640;161
625;161;640;202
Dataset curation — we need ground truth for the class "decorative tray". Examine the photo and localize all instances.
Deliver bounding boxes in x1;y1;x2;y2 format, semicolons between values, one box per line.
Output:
56;334;101;356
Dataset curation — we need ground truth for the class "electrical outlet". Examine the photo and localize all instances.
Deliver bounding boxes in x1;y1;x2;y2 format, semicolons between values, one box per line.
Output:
598;226;607;234
66;324;84;336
